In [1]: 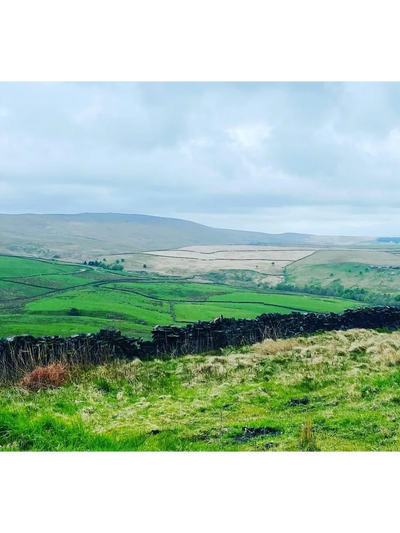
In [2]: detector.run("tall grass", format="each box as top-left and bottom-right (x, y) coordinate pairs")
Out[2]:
(3, 328), (400, 450)
(0, 339), (116, 382)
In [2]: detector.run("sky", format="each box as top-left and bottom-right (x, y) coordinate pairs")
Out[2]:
(1, 82), (400, 236)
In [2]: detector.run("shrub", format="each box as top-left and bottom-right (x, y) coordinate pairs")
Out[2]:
(109, 264), (124, 271)
(68, 307), (80, 316)
(20, 364), (67, 391)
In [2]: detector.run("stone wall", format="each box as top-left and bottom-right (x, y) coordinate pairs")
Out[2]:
(2, 306), (400, 381)
(151, 306), (400, 354)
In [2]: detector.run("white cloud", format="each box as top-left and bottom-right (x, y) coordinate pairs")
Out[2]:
(226, 123), (272, 151)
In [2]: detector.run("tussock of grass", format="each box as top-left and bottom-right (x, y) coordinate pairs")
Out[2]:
(3, 328), (400, 451)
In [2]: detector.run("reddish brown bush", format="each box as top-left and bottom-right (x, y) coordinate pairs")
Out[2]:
(19, 364), (67, 391)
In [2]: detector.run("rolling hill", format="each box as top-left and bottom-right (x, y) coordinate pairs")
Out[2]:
(0, 213), (373, 260)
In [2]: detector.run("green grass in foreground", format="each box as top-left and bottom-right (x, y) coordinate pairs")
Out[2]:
(3, 328), (400, 451)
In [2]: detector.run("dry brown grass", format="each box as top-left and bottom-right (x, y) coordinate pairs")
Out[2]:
(175, 329), (400, 388)
(107, 245), (316, 277)
(20, 363), (67, 391)
(291, 249), (400, 267)
(93, 358), (142, 383)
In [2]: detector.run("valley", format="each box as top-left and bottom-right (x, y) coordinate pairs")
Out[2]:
(0, 254), (360, 339)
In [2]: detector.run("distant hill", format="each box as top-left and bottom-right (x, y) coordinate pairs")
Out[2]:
(0, 213), (374, 260)
(377, 237), (400, 244)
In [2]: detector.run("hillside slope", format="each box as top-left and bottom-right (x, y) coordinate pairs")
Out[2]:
(0, 213), (372, 260)
(2, 328), (400, 451)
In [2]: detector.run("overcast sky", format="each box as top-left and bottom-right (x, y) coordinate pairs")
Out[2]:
(1, 82), (400, 236)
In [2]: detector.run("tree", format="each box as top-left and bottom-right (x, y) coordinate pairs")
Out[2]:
(121, 258), (125, 263)
(110, 264), (124, 271)
(116, 259), (120, 264)
(143, 264), (147, 269)
(68, 307), (80, 316)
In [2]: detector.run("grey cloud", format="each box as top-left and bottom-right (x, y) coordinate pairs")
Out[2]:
(1, 82), (400, 236)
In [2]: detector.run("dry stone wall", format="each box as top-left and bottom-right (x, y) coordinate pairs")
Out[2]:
(1, 306), (400, 381)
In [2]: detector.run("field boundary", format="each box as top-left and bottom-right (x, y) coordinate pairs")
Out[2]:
(2, 305), (400, 381)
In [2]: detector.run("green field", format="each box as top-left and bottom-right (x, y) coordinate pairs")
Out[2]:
(103, 281), (236, 300)
(0, 256), (363, 339)
(173, 302), (294, 322)
(208, 291), (357, 313)
(3, 328), (400, 451)
(0, 280), (50, 300)
(0, 256), (80, 277)
(284, 260), (400, 306)
(287, 261), (400, 294)
(0, 314), (149, 337)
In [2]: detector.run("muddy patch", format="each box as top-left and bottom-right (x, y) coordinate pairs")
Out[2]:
(287, 397), (310, 406)
(232, 426), (283, 443)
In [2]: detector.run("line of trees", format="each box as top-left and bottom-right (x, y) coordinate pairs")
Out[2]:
(83, 260), (124, 271)
(276, 280), (400, 306)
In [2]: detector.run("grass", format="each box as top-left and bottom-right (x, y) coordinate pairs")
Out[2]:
(0, 255), (367, 339)
(25, 288), (174, 321)
(287, 261), (400, 296)
(173, 302), (294, 322)
(208, 291), (360, 312)
(20, 283), (361, 336)
(0, 256), (80, 278)
(3, 328), (400, 450)
(103, 281), (238, 301)
(0, 280), (50, 300)
(12, 273), (104, 289)
(0, 314), (154, 338)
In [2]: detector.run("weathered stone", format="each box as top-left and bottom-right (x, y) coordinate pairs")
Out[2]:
(2, 306), (400, 381)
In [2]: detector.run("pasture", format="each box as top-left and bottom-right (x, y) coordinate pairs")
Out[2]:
(285, 249), (400, 304)
(103, 245), (317, 282)
(0, 255), (361, 339)
(3, 328), (400, 450)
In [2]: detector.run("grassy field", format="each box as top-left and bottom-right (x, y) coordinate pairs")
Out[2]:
(0, 314), (149, 337)
(103, 245), (317, 282)
(0, 280), (50, 300)
(102, 281), (237, 300)
(287, 261), (400, 296)
(0, 255), (363, 339)
(0, 256), (80, 277)
(289, 249), (400, 267)
(208, 291), (357, 313)
(3, 328), (400, 451)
